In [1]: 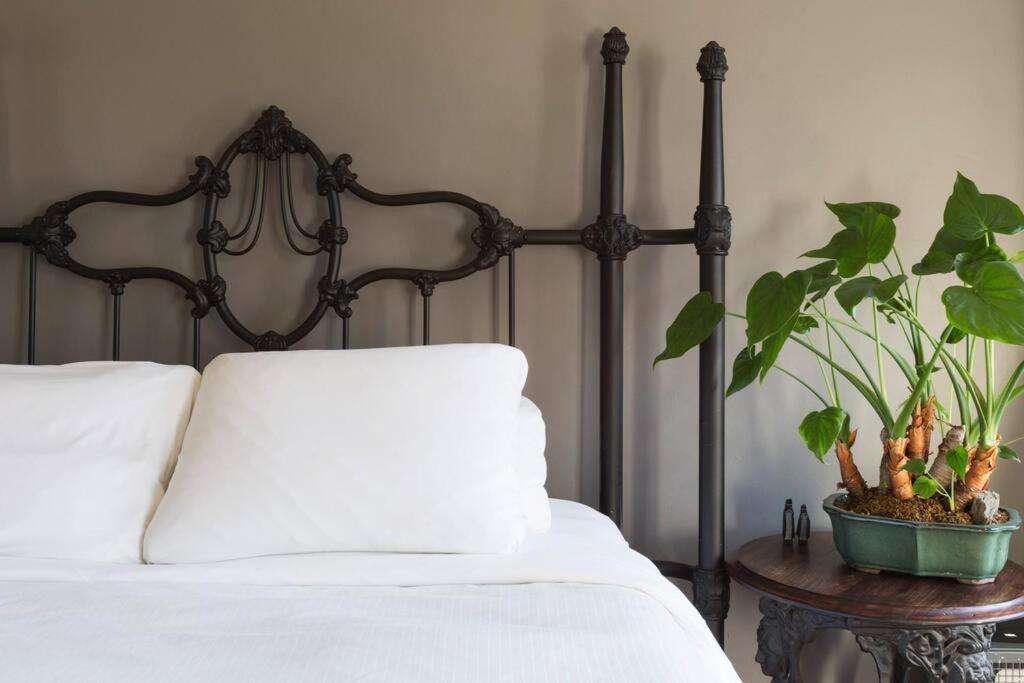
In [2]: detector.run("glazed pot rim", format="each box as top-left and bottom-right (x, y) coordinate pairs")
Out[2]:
(823, 492), (1022, 532)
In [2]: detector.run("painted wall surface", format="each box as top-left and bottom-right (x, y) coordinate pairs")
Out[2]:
(1, 1), (1022, 679)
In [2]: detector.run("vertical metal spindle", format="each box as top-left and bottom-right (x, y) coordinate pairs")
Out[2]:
(192, 317), (201, 370)
(111, 284), (123, 361)
(422, 294), (431, 345)
(27, 249), (37, 364)
(342, 318), (350, 349)
(508, 251), (516, 347)
(694, 40), (731, 647)
(596, 27), (628, 528)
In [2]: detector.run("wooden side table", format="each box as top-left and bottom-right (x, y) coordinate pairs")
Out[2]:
(731, 532), (1024, 683)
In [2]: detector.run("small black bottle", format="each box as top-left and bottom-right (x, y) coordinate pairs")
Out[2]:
(797, 504), (811, 545)
(782, 499), (795, 543)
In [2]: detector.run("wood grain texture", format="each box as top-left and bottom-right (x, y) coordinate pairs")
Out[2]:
(731, 533), (1024, 624)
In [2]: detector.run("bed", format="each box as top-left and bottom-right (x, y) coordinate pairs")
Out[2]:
(0, 27), (737, 682)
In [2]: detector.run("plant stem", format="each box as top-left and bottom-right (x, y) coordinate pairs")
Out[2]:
(822, 299), (840, 408)
(868, 266), (888, 406)
(775, 365), (831, 407)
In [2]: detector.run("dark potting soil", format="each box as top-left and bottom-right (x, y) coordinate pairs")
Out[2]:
(837, 488), (1009, 525)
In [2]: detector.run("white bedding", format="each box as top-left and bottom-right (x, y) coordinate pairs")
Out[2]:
(0, 500), (739, 682)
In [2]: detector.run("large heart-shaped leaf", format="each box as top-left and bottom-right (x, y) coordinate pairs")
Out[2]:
(942, 262), (1024, 344)
(654, 291), (725, 366)
(803, 208), (895, 277)
(834, 275), (908, 317)
(727, 348), (762, 397)
(745, 270), (811, 346)
(826, 201), (901, 229)
(913, 224), (986, 276)
(804, 229), (868, 277)
(944, 172), (1024, 240)
(798, 406), (847, 462)
(858, 209), (897, 264)
(953, 244), (1008, 283)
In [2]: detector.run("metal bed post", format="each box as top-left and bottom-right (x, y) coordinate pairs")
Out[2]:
(583, 27), (643, 528)
(693, 41), (731, 646)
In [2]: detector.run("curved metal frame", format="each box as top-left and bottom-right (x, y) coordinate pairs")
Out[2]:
(0, 27), (732, 644)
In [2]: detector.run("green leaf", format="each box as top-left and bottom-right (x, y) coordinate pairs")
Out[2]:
(998, 445), (1020, 463)
(942, 262), (1024, 344)
(946, 445), (970, 481)
(902, 459), (927, 475)
(759, 314), (798, 381)
(954, 244), (1008, 283)
(912, 475), (939, 499)
(825, 201), (901, 229)
(745, 270), (811, 346)
(943, 324), (967, 345)
(858, 209), (897, 264)
(654, 291), (725, 366)
(944, 172), (1024, 241)
(797, 406), (847, 462)
(727, 348), (762, 397)
(1010, 251), (1024, 264)
(912, 224), (986, 276)
(804, 229), (868, 278)
(793, 315), (818, 334)
(834, 275), (908, 318)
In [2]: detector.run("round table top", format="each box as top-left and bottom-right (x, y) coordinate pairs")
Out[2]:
(730, 532), (1024, 624)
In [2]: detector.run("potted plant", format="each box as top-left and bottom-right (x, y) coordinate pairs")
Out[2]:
(656, 173), (1022, 583)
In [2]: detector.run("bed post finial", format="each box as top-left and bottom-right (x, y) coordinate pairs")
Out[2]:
(696, 41), (728, 82)
(693, 40), (730, 647)
(600, 27), (629, 65)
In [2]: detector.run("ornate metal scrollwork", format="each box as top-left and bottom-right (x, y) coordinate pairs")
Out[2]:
(854, 624), (995, 683)
(693, 566), (731, 624)
(471, 203), (525, 269)
(239, 106), (307, 160)
(755, 598), (846, 683)
(693, 204), (731, 255)
(318, 276), (357, 318)
(317, 154), (358, 195)
(254, 330), (289, 351)
(189, 156), (230, 198)
(316, 219), (348, 252)
(196, 220), (230, 253)
(24, 202), (76, 267)
(413, 272), (439, 297)
(105, 273), (127, 296)
(186, 276), (226, 319)
(696, 41), (728, 82)
(581, 213), (642, 260)
(601, 27), (629, 65)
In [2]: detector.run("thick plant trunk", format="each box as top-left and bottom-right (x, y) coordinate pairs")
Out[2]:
(954, 439), (1001, 509)
(928, 425), (965, 490)
(883, 437), (913, 500)
(835, 430), (866, 498)
(905, 397), (936, 465)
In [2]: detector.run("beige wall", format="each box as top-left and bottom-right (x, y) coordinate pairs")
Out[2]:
(2, 1), (1023, 679)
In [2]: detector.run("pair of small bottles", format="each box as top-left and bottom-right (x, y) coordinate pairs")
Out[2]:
(782, 499), (810, 544)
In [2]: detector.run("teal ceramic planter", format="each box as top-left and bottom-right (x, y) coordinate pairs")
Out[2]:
(823, 493), (1021, 583)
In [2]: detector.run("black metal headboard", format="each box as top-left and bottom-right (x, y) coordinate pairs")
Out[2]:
(0, 28), (732, 643)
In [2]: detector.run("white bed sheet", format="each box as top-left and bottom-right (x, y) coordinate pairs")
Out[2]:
(0, 500), (739, 682)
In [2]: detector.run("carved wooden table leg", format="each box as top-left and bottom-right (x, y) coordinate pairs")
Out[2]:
(853, 624), (996, 683)
(755, 597), (845, 682)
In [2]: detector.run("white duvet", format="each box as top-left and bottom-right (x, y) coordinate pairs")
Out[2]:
(0, 500), (739, 682)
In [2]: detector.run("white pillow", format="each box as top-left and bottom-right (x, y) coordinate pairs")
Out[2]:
(0, 362), (200, 562)
(144, 344), (529, 563)
(517, 397), (551, 533)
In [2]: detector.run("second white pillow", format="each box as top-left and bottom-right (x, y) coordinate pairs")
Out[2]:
(144, 344), (529, 563)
